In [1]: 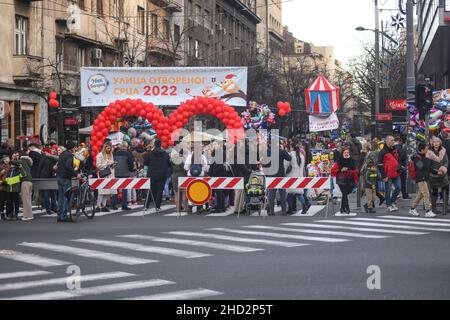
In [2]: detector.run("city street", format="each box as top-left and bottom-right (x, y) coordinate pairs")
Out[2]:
(1, 197), (450, 300)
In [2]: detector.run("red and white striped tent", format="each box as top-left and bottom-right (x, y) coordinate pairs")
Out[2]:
(305, 75), (340, 114)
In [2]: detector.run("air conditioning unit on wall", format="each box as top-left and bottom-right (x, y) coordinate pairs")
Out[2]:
(92, 48), (102, 60)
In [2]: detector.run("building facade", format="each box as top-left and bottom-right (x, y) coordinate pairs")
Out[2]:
(256, 0), (283, 69)
(416, 0), (450, 89)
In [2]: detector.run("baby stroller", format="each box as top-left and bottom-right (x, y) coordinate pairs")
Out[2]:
(245, 171), (266, 215)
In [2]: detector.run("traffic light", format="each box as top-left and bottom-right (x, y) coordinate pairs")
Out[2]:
(406, 85), (416, 107)
(416, 83), (433, 120)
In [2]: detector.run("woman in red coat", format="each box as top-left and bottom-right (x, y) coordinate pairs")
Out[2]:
(332, 147), (359, 214)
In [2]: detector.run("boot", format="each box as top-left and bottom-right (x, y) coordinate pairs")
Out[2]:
(0, 212), (4, 220)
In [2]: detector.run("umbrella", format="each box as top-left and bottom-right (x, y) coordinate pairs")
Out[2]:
(305, 75), (340, 114)
(79, 125), (93, 135)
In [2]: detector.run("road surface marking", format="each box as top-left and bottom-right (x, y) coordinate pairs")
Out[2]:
(351, 217), (450, 227)
(119, 235), (263, 253)
(0, 250), (70, 267)
(243, 225), (388, 239)
(208, 228), (349, 243)
(206, 207), (236, 217)
(281, 223), (427, 235)
(6, 279), (175, 300)
(124, 204), (176, 217)
(0, 270), (51, 281)
(378, 215), (450, 223)
(72, 239), (211, 259)
(0, 272), (134, 292)
(290, 205), (325, 217)
(166, 231), (308, 247)
(123, 288), (223, 300)
(318, 220), (450, 232)
(19, 242), (156, 265)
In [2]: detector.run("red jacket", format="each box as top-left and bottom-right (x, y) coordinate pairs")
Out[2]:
(383, 152), (400, 179)
(331, 162), (359, 184)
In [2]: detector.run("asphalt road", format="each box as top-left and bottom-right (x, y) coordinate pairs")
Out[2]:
(1, 198), (450, 300)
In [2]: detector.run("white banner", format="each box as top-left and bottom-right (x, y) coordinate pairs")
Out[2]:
(308, 113), (339, 132)
(80, 67), (248, 107)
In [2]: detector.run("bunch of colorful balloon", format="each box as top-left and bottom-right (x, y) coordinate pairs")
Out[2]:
(240, 101), (291, 131)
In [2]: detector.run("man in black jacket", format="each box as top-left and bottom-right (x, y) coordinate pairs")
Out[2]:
(145, 139), (171, 211)
(263, 142), (292, 216)
(394, 137), (410, 199)
(113, 141), (134, 211)
(56, 141), (81, 222)
(28, 143), (42, 179)
(38, 149), (58, 215)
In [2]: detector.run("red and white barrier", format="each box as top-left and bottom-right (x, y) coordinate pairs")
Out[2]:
(89, 178), (150, 190)
(178, 177), (244, 189)
(265, 177), (330, 190)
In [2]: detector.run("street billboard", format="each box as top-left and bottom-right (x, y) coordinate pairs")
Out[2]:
(80, 67), (248, 107)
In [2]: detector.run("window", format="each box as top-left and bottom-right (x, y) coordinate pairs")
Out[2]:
(14, 16), (28, 55)
(194, 40), (200, 58)
(78, 0), (85, 10)
(188, 37), (194, 56)
(174, 24), (180, 43)
(151, 14), (158, 36)
(137, 6), (145, 34)
(77, 47), (85, 67)
(163, 19), (170, 40)
(110, 0), (123, 18)
(187, 0), (193, 18)
(97, 0), (104, 17)
(56, 37), (63, 72)
(204, 10), (210, 29)
(195, 5), (202, 25)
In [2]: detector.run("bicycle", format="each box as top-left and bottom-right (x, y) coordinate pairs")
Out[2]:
(67, 174), (96, 222)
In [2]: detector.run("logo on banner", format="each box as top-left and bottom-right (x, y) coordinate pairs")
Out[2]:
(87, 74), (108, 95)
(308, 113), (339, 132)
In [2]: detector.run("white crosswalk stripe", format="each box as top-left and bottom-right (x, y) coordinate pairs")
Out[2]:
(0, 270), (51, 281)
(166, 231), (307, 247)
(0, 272), (134, 292)
(19, 242), (157, 265)
(208, 228), (349, 243)
(0, 250), (71, 267)
(206, 207), (236, 217)
(125, 205), (176, 217)
(5, 279), (175, 300)
(351, 217), (450, 227)
(281, 223), (428, 235)
(119, 234), (263, 253)
(72, 239), (211, 259)
(319, 220), (450, 232)
(124, 288), (223, 300)
(290, 205), (326, 217)
(378, 215), (450, 223)
(243, 225), (389, 239)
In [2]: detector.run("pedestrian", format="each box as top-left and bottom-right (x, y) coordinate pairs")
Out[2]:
(0, 141), (11, 158)
(347, 133), (362, 163)
(409, 142), (436, 218)
(231, 144), (253, 215)
(394, 137), (410, 199)
(184, 142), (209, 213)
(146, 139), (171, 211)
(5, 151), (22, 221)
(332, 147), (358, 214)
(209, 146), (228, 213)
(428, 136), (449, 214)
(13, 151), (34, 221)
(27, 143), (42, 179)
(378, 135), (401, 213)
(95, 142), (116, 212)
(285, 143), (311, 215)
(364, 161), (379, 213)
(0, 156), (11, 220)
(171, 146), (188, 212)
(38, 146), (59, 215)
(56, 141), (81, 222)
(361, 140), (385, 210)
(113, 141), (134, 211)
(262, 142), (292, 216)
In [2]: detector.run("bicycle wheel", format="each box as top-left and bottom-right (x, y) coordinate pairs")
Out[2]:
(68, 190), (80, 222)
(83, 190), (96, 219)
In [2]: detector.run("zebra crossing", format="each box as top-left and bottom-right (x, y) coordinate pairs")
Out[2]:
(0, 269), (222, 300)
(2, 214), (450, 299)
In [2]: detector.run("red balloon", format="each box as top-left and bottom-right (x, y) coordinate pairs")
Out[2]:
(279, 110), (286, 117)
(146, 112), (153, 120)
(105, 120), (111, 128)
(176, 121), (183, 128)
(49, 92), (57, 100)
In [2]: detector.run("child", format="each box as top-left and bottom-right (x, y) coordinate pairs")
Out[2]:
(409, 143), (436, 218)
(365, 161), (378, 213)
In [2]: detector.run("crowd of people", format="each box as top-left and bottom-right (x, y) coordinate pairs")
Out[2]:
(1, 130), (449, 222)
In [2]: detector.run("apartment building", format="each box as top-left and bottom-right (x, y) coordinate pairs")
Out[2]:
(256, 0), (283, 69)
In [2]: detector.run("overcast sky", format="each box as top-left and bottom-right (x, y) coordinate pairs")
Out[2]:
(282, 0), (403, 66)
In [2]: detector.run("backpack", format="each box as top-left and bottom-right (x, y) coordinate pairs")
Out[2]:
(189, 164), (202, 177)
(408, 158), (416, 180)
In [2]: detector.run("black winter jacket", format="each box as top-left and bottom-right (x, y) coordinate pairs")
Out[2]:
(145, 147), (171, 180)
(412, 153), (436, 183)
(38, 154), (57, 178)
(263, 148), (292, 177)
(29, 150), (42, 178)
(113, 149), (134, 178)
(56, 150), (77, 179)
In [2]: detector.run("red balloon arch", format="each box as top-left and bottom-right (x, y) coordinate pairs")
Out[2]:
(90, 97), (246, 160)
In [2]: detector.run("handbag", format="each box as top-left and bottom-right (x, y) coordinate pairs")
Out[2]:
(99, 167), (111, 178)
(286, 164), (293, 175)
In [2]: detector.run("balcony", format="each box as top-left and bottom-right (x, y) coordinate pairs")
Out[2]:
(150, 0), (182, 13)
(12, 55), (43, 83)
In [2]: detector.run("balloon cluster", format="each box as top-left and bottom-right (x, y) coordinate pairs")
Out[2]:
(90, 97), (245, 160)
(408, 89), (450, 140)
(123, 117), (157, 145)
(277, 101), (291, 117)
(48, 92), (59, 108)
